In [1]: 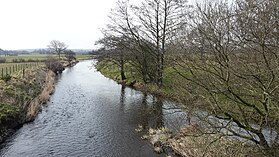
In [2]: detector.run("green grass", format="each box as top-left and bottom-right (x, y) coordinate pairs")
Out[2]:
(0, 53), (91, 76)
(0, 103), (20, 121)
(0, 66), (46, 124)
(95, 60), (188, 99)
(75, 54), (92, 60)
(96, 58), (279, 156)
(0, 62), (43, 77)
(96, 61), (142, 85)
(0, 53), (91, 63)
(0, 62), (41, 68)
(0, 54), (48, 62)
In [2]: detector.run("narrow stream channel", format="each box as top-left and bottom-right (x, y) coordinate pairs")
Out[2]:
(0, 60), (186, 157)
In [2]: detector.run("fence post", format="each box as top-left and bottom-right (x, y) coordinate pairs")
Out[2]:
(1, 68), (3, 77)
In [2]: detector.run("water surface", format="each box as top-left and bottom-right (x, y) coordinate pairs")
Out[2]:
(0, 61), (182, 157)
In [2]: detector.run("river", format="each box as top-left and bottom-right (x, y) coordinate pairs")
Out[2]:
(0, 60), (186, 157)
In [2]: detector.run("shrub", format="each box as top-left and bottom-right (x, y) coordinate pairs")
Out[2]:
(0, 58), (6, 63)
(45, 57), (64, 74)
(11, 58), (25, 63)
(19, 59), (25, 63)
(27, 59), (36, 62)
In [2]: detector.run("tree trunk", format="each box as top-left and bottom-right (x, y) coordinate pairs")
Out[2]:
(120, 59), (126, 80)
(155, 0), (161, 86)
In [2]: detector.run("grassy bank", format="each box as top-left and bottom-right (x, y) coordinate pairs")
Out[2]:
(0, 62), (43, 77)
(96, 60), (266, 156)
(0, 66), (55, 144)
(96, 60), (193, 104)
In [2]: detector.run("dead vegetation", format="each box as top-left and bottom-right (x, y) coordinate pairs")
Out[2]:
(138, 125), (263, 157)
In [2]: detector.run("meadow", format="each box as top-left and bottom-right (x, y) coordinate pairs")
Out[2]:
(1, 54), (48, 62)
(0, 53), (91, 77)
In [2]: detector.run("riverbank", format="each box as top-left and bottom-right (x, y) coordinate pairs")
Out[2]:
(96, 60), (263, 157)
(0, 67), (56, 144)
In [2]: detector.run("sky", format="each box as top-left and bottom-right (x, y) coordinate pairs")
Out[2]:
(0, 0), (201, 50)
(0, 0), (117, 50)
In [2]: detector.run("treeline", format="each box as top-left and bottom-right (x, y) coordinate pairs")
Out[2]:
(96, 0), (279, 156)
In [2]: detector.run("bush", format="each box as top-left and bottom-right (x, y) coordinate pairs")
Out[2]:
(26, 59), (40, 62)
(11, 58), (25, 63)
(0, 58), (6, 63)
(45, 57), (65, 74)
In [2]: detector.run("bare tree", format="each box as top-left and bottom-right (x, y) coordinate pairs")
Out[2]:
(103, 0), (188, 86)
(64, 50), (76, 66)
(47, 40), (67, 60)
(101, 0), (157, 83)
(96, 35), (129, 80)
(129, 0), (188, 86)
(173, 0), (279, 156)
(96, 0), (278, 155)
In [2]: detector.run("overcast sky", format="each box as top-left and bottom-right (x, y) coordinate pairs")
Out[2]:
(0, 0), (201, 50)
(0, 0), (118, 50)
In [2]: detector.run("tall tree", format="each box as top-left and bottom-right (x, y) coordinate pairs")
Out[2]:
(101, 0), (156, 83)
(129, 0), (188, 86)
(47, 40), (67, 60)
(103, 0), (188, 86)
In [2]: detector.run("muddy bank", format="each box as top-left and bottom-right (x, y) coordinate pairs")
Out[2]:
(0, 68), (56, 144)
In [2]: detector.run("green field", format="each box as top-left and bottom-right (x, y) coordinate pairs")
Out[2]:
(0, 62), (42, 77)
(0, 54), (48, 62)
(0, 53), (92, 63)
(0, 53), (92, 77)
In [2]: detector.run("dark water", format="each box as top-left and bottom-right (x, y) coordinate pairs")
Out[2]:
(0, 61), (186, 157)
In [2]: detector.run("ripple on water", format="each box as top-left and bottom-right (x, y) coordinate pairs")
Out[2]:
(0, 61), (165, 157)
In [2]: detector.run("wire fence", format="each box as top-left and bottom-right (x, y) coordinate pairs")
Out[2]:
(0, 62), (41, 78)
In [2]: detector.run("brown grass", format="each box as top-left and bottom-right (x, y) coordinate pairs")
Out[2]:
(25, 70), (55, 122)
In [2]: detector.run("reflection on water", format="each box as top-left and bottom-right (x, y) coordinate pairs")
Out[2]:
(119, 86), (166, 130)
(140, 94), (164, 129)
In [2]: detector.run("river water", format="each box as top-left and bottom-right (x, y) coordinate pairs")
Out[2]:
(0, 60), (186, 157)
